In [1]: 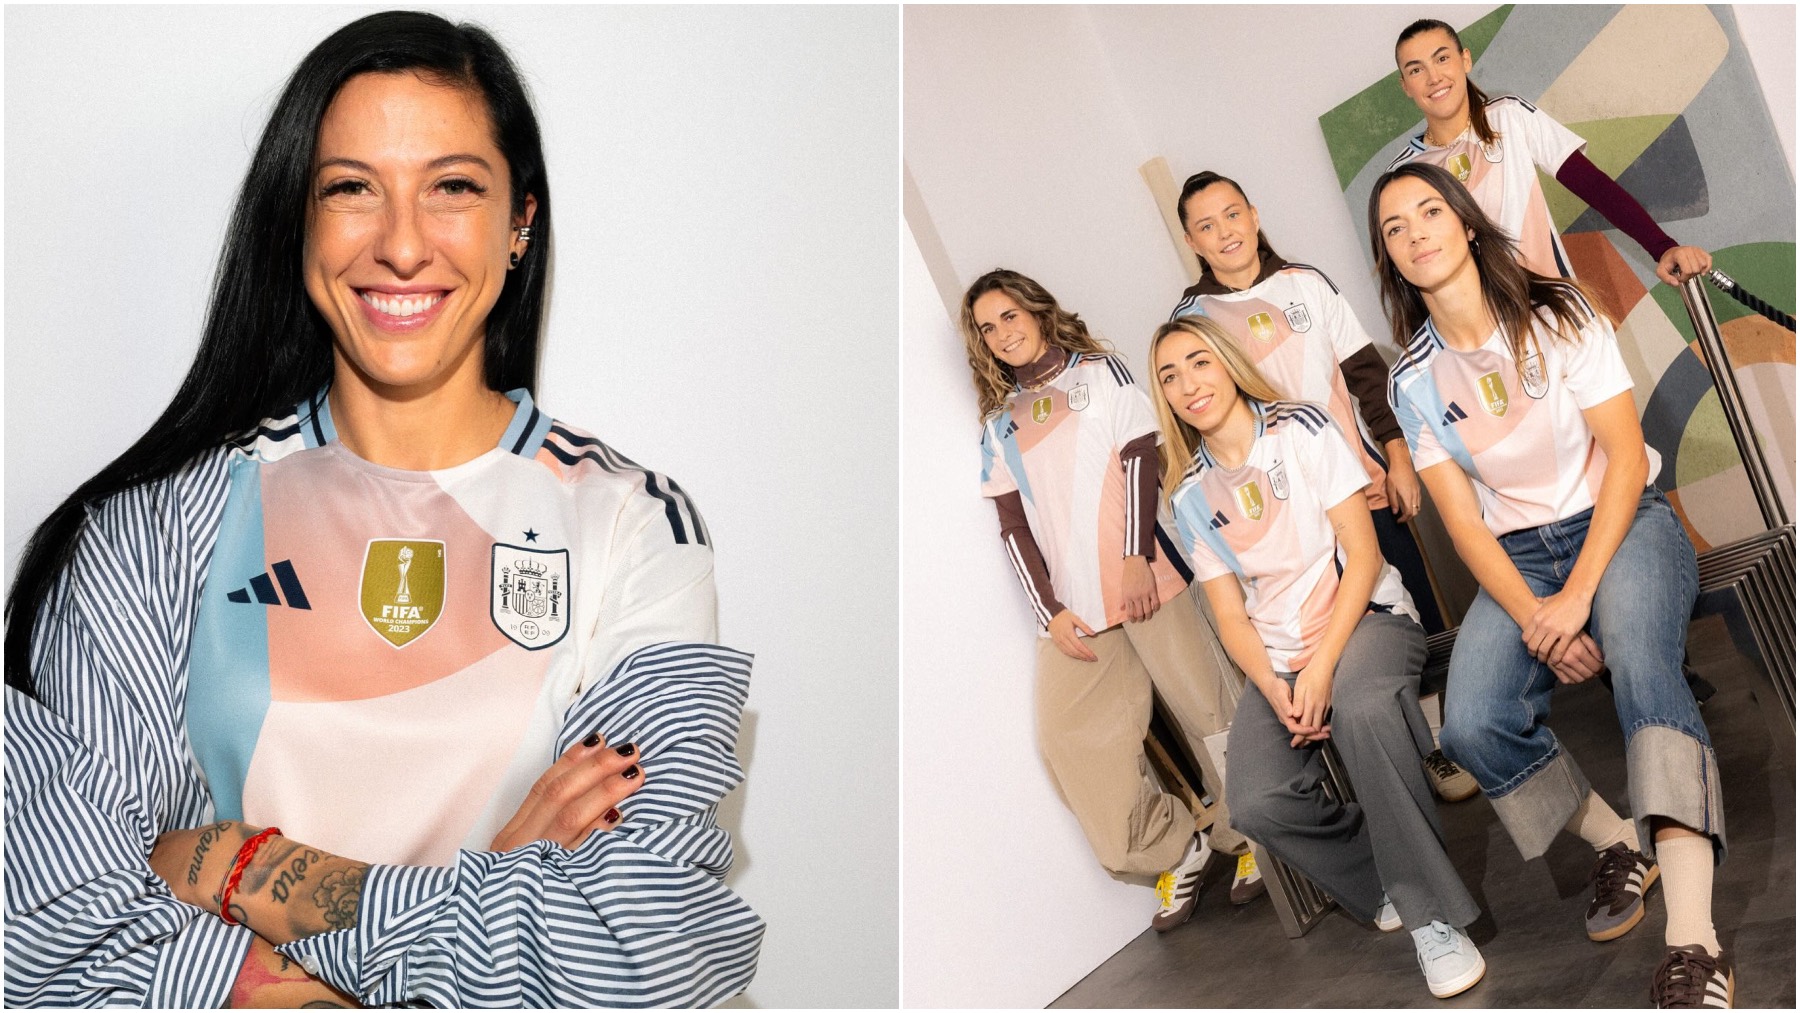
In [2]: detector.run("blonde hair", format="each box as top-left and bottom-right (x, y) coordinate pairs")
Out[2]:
(959, 269), (1112, 419)
(1147, 316), (1285, 502)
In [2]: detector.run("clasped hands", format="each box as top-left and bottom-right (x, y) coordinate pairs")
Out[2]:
(1261, 658), (1335, 750)
(1521, 588), (1605, 685)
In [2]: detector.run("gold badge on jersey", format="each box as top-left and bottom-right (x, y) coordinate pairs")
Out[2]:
(1235, 481), (1265, 521)
(1031, 395), (1054, 424)
(1247, 312), (1276, 343)
(1448, 152), (1472, 182)
(359, 539), (446, 648)
(1477, 371), (1509, 417)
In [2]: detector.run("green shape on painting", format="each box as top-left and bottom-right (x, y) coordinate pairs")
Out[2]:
(1320, 5), (1515, 190)
(1541, 114), (1679, 229)
(1651, 242), (1797, 342)
(1674, 389), (1748, 486)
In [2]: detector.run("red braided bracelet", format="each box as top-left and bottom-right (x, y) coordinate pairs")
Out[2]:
(218, 826), (282, 927)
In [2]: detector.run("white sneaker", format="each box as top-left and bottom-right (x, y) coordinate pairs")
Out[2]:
(1412, 920), (1485, 999)
(1374, 893), (1402, 932)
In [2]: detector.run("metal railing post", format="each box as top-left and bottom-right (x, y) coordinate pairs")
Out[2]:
(1675, 276), (1790, 529)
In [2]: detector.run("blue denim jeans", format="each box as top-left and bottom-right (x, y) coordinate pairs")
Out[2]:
(1438, 487), (1724, 861)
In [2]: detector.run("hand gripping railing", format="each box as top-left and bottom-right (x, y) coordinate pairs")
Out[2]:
(1674, 273), (1795, 735)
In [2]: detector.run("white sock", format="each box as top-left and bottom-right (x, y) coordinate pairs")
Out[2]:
(1563, 790), (1638, 852)
(1657, 834), (1720, 955)
(1422, 693), (1444, 748)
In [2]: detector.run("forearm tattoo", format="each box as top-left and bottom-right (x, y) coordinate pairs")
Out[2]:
(186, 821), (235, 886)
(312, 867), (366, 932)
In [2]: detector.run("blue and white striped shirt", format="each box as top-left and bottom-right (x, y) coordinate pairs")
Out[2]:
(5, 431), (762, 1007)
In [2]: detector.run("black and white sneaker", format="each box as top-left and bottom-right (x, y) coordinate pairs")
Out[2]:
(1652, 944), (1734, 1008)
(1151, 832), (1211, 932)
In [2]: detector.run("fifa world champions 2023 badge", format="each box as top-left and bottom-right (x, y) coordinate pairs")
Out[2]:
(1235, 480), (1265, 521)
(359, 539), (447, 648)
(491, 543), (571, 649)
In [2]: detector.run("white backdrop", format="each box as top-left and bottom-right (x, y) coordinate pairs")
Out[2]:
(4, 6), (897, 1008)
(903, 4), (1793, 1007)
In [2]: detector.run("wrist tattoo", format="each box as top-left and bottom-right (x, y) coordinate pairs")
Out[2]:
(187, 822), (232, 886)
(312, 867), (365, 931)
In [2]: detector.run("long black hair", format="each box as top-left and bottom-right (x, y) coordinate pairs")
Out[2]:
(5, 11), (554, 696)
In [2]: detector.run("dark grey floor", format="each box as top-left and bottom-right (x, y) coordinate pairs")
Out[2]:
(1053, 615), (1795, 1008)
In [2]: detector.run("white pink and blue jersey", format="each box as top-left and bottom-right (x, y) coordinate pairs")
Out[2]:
(186, 388), (717, 865)
(1170, 261), (1395, 511)
(980, 352), (1190, 634)
(1171, 401), (1417, 673)
(1388, 95), (1586, 279)
(1389, 303), (1659, 537)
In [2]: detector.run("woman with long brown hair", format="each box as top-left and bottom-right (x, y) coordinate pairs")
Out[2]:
(1373, 162), (1729, 1008)
(962, 268), (1259, 932)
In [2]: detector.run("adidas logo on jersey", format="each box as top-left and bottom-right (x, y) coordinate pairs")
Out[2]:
(225, 560), (311, 609)
(1208, 509), (1230, 530)
(1441, 402), (1470, 426)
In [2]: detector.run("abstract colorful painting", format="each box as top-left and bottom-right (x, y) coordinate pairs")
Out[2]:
(1321, 4), (1795, 552)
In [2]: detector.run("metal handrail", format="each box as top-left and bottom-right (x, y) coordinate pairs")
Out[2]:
(1674, 275), (1790, 530)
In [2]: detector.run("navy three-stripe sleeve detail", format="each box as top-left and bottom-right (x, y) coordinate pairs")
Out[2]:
(546, 426), (709, 547)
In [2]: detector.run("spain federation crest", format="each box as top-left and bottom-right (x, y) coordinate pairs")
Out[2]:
(1235, 481), (1265, 521)
(1268, 460), (1290, 500)
(491, 544), (570, 650)
(1477, 371), (1509, 417)
(1283, 304), (1312, 333)
(1031, 395), (1054, 424)
(1246, 312), (1277, 343)
(359, 539), (445, 648)
(1521, 352), (1549, 399)
(1068, 384), (1090, 412)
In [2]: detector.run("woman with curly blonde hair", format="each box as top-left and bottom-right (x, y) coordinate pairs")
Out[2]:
(962, 268), (1258, 932)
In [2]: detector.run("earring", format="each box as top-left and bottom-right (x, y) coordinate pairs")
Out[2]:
(517, 225), (532, 243)
(509, 250), (521, 269)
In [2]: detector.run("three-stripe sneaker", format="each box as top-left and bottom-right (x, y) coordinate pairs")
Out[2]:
(1151, 832), (1212, 932)
(1651, 944), (1734, 1008)
(1228, 851), (1265, 905)
(1586, 842), (1660, 941)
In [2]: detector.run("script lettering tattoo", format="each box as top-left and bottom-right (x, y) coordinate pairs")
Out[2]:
(186, 822), (229, 886)
(312, 867), (365, 932)
(268, 847), (326, 904)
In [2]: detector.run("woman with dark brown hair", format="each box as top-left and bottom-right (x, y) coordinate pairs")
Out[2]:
(1389, 18), (1711, 287)
(1373, 162), (1730, 1008)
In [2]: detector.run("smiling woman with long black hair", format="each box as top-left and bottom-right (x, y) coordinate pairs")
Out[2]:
(4, 12), (760, 1007)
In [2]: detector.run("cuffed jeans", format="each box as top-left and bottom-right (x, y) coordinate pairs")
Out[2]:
(1438, 487), (1724, 861)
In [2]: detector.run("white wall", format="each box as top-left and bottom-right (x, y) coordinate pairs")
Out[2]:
(903, 4), (1794, 1008)
(3, 6), (896, 1008)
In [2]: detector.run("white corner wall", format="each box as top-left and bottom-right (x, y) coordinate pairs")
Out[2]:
(4, 6), (897, 1007)
(903, 4), (1794, 1008)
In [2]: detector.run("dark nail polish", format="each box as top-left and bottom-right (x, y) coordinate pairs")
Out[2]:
(622, 765), (640, 780)
(614, 743), (636, 758)
(582, 732), (601, 748)
(604, 807), (622, 824)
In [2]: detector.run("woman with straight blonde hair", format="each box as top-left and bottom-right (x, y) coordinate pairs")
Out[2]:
(1151, 315), (1484, 1000)
(962, 269), (1261, 932)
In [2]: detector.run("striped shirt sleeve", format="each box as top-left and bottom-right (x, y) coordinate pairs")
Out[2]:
(276, 641), (764, 1008)
(5, 452), (253, 1009)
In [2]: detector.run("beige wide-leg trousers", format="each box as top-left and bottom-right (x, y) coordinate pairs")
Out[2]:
(1035, 589), (1247, 877)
